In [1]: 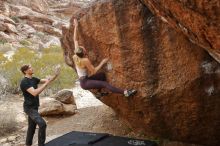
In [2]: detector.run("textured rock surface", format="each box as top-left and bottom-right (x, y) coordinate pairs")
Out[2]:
(39, 97), (76, 116)
(52, 89), (75, 104)
(39, 97), (64, 116)
(6, 0), (49, 13)
(61, 0), (220, 145)
(47, 0), (90, 18)
(141, 0), (220, 63)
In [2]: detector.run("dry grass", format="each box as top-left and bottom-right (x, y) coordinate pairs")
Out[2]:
(0, 108), (18, 136)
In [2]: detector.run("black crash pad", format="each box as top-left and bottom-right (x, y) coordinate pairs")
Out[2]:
(94, 135), (157, 146)
(46, 131), (157, 146)
(46, 131), (109, 146)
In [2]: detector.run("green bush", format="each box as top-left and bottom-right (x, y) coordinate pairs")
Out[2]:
(0, 53), (7, 64)
(19, 39), (32, 46)
(0, 40), (7, 44)
(0, 43), (13, 53)
(10, 16), (21, 23)
(0, 46), (76, 95)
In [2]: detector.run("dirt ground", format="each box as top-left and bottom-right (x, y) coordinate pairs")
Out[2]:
(0, 96), (147, 146)
(0, 87), (202, 146)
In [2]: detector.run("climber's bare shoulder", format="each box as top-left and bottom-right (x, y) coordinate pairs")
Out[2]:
(82, 58), (90, 64)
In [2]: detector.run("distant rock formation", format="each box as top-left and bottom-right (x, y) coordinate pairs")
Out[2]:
(0, 0), (90, 49)
(61, 0), (220, 145)
(6, 0), (49, 13)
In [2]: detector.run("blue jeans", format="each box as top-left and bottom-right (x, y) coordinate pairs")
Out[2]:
(24, 108), (47, 146)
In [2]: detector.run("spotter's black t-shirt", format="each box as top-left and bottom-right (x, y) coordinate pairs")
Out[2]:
(20, 77), (40, 110)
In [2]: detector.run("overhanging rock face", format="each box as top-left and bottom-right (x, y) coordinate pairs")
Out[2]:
(61, 0), (220, 145)
(142, 0), (220, 63)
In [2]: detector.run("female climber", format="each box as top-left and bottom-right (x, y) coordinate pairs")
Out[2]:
(72, 19), (137, 97)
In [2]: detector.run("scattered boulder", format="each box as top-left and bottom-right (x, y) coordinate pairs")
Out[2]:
(7, 136), (17, 142)
(0, 138), (7, 144)
(0, 31), (15, 42)
(52, 89), (75, 105)
(0, 14), (15, 25)
(16, 24), (36, 35)
(39, 90), (76, 116)
(0, 22), (7, 31)
(4, 23), (17, 34)
(39, 97), (64, 116)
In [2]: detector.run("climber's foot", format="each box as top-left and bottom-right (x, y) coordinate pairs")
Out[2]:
(124, 89), (137, 97)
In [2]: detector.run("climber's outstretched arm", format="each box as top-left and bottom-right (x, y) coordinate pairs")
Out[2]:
(73, 19), (79, 50)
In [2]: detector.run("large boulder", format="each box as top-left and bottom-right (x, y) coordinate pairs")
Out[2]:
(142, 0), (220, 63)
(39, 97), (64, 116)
(61, 0), (220, 145)
(39, 97), (76, 116)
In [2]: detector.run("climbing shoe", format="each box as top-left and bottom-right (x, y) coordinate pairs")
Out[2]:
(124, 89), (137, 97)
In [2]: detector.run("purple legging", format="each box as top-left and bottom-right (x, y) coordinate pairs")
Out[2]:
(79, 72), (124, 94)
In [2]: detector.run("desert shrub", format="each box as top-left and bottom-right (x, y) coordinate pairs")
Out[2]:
(10, 16), (21, 23)
(19, 39), (32, 46)
(1, 48), (36, 93)
(0, 53), (11, 95)
(0, 40), (7, 44)
(0, 108), (18, 136)
(0, 46), (76, 95)
(0, 43), (14, 54)
(0, 52), (7, 63)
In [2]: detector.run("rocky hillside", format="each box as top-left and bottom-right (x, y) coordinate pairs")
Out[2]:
(61, 0), (220, 146)
(0, 0), (93, 55)
(0, 0), (94, 95)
